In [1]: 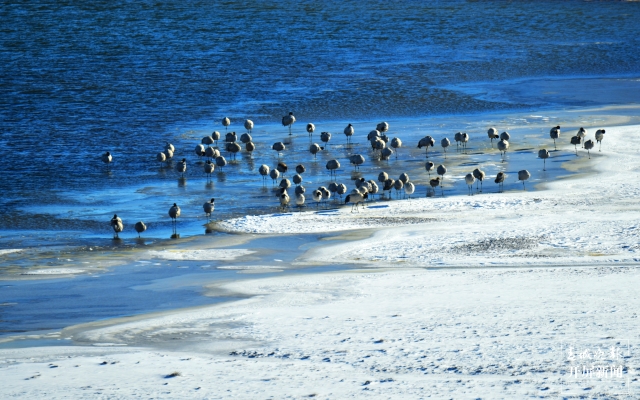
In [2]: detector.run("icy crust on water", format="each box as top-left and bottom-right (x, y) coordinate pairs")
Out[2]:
(1, 266), (638, 398)
(217, 265), (284, 270)
(21, 269), (85, 275)
(0, 249), (22, 255)
(146, 249), (255, 261)
(220, 124), (640, 268)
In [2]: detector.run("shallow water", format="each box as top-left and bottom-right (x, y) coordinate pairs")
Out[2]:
(0, 111), (609, 248)
(0, 232), (357, 342)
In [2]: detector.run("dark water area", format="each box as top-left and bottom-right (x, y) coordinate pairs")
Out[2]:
(1, 1), (640, 237)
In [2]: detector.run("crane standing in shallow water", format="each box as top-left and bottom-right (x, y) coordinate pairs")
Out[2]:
(495, 172), (506, 193)
(169, 203), (181, 237)
(110, 214), (123, 239)
(282, 112), (296, 135)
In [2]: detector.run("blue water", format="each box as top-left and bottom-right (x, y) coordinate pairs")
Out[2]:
(2, 1), (640, 239)
(1, 1), (639, 239)
(0, 232), (354, 341)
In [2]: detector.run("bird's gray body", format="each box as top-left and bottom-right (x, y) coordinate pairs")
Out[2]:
(205, 146), (219, 159)
(306, 123), (315, 135)
(345, 192), (368, 212)
(272, 142), (286, 153)
(225, 132), (237, 143)
(495, 171), (506, 192)
(344, 124), (354, 138)
(203, 198), (215, 217)
(425, 161), (434, 177)
(350, 154), (365, 170)
(320, 132), (332, 146)
(584, 139), (595, 158)
(309, 143), (321, 157)
(102, 152), (112, 165)
(134, 221), (146, 237)
(269, 168), (280, 183)
(204, 160), (215, 176)
(279, 178), (291, 190)
(465, 173), (476, 195)
(215, 156), (227, 168)
(376, 122), (389, 133)
(110, 215), (123, 238)
(176, 158), (187, 176)
(518, 170), (531, 190)
(538, 149), (550, 170)
(404, 182), (415, 198)
(240, 133), (252, 143)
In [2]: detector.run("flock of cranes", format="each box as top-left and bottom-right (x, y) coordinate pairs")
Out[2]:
(102, 113), (606, 239)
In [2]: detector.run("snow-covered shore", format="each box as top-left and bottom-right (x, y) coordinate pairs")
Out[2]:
(221, 123), (640, 269)
(2, 117), (640, 398)
(1, 266), (638, 398)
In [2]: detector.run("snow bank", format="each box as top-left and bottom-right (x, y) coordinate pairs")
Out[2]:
(222, 124), (640, 268)
(2, 266), (637, 398)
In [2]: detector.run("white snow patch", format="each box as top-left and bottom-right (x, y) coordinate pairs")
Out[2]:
(21, 268), (85, 275)
(0, 249), (22, 255)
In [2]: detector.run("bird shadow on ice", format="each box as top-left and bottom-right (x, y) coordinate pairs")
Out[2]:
(316, 209), (339, 214)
